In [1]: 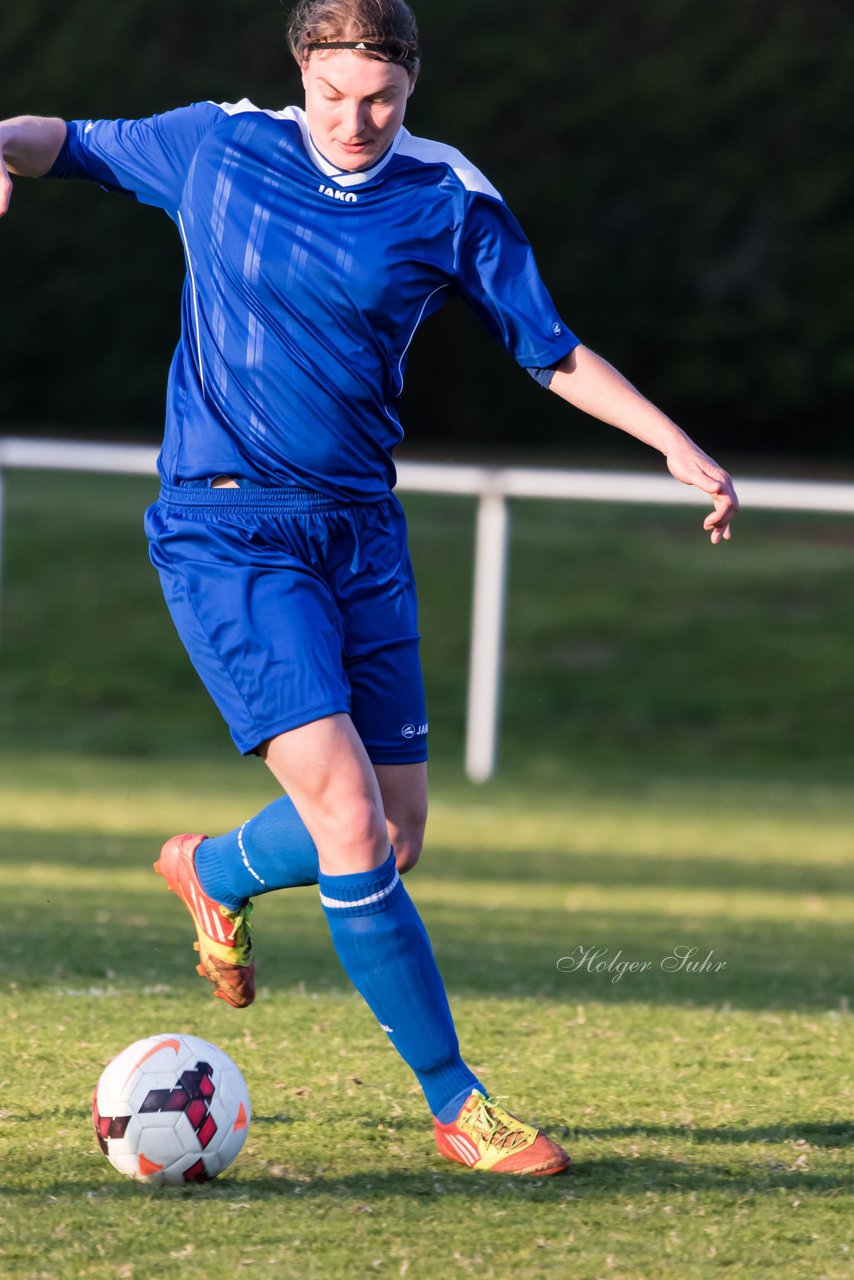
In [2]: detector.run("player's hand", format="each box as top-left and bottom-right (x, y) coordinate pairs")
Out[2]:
(666, 442), (739, 543)
(0, 150), (12, 217)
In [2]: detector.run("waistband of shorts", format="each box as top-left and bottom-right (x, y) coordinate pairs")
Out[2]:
(157, 483), (389, 513)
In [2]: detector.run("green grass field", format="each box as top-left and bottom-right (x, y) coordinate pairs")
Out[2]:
(1, 470), (853, 1278)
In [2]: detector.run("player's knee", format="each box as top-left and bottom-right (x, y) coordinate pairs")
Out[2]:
(336, 800), (389, 859)
(311, 790), (389, 871)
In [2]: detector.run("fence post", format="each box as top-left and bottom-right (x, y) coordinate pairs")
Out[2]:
(465, 490), (509, 783)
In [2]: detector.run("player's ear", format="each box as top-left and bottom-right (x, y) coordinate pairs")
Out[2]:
(406, 69), (419, 97)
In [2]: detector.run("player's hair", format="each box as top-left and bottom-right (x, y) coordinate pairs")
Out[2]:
(287, 0), (420, 73)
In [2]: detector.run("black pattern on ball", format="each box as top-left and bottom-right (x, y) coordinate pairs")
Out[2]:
(139, 1061), (218, 1148)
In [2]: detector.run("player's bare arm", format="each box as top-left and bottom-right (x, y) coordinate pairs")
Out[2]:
(549, 344), (739, 544)
(0, 115), (67, 216)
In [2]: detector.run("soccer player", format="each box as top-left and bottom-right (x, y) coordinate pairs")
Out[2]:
(0, 0), (737, 1176)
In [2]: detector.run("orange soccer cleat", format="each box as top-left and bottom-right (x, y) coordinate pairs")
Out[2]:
(435, 1090), (571, 1176)
(154, 833), (255, 1008)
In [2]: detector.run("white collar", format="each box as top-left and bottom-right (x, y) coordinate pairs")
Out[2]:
(287, 105), (406, 187)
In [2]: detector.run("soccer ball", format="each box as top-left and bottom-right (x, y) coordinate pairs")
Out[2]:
(93, 1033), (251, 1184)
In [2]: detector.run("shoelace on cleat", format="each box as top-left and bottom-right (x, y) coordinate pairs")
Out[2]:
(460, 1096), (532, 1153)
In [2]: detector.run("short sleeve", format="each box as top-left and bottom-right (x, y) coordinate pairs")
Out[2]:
(46, 102), (223, 211)
(454, 193), (580, 369)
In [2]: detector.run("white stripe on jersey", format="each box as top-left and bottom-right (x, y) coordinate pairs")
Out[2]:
(214, 98), (294, 122)
(395, 283), (450, 396)
(396, 132), (503, 201)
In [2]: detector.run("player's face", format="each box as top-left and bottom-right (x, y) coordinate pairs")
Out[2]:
(302, 50), (416, 172)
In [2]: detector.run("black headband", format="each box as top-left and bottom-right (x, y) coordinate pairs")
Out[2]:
(304, 39), (418, 67)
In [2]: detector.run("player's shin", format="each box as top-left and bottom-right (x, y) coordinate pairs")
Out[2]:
(318, 850), (484, 1120)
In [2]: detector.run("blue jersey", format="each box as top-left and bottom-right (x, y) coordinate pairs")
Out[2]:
(49, 100), (579, 500)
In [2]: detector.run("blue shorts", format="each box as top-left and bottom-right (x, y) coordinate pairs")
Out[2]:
(144, 485), (428, 763)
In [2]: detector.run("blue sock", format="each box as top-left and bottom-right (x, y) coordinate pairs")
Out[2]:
(195, 794), (319, 909)
(318, 851), (484, 1119)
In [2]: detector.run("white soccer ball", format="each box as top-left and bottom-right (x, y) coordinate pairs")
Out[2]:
(93, 1033), (251, 1184)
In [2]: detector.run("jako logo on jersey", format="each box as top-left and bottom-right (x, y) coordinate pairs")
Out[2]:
(401, 722), (428, 739)
(318, 184), (358, 204)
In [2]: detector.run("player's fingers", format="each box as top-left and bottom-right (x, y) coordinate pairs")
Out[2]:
(704, 489), (738, 526)
(707, 516), (733, 543)
(704, 499), (735, 543)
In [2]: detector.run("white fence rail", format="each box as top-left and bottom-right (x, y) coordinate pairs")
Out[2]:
(2, 435), (854, 781)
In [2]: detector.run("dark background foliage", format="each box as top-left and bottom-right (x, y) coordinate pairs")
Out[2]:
(1, 0), (851, 463)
